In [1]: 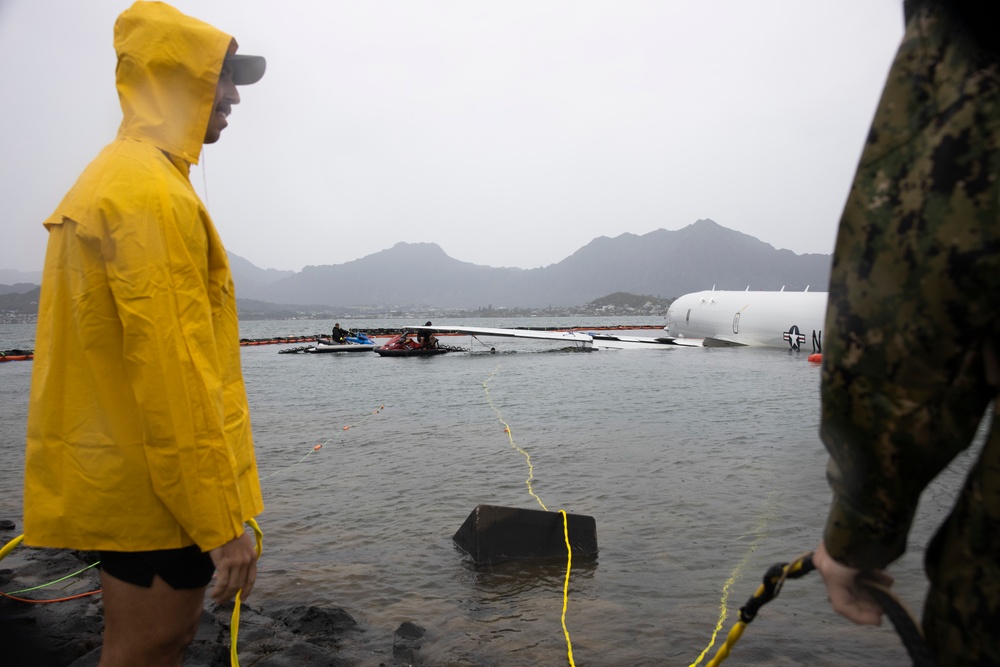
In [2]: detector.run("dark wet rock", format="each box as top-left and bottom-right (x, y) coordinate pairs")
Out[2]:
(392, 621), (426, 665)
(181, 638), (230, 667)
(394, 621), (425, 641)
(272, 604), (359, 638)
(1, 550), (103, 667)
(193, 608), (225, 643)
(252, 639), (347, 667)
(0, 519), (16, 530)
(210, 602), (360, 666)
(67, 647), (101, 667)
(226, 608), (278, 647)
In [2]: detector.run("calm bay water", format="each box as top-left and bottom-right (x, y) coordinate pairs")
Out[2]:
(0, 317), (983, 666)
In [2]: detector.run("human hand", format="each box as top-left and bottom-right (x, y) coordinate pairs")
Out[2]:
(813, 540), (893, 625)
(209, 531), (258, 605)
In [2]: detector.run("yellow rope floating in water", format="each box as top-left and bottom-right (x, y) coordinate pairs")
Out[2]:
(688, 495), (776, 667)
(483, 366), (547, 511)
(704, 553), (815, 667)
(559, 510), (577, 667)
(483, 366), (576, 666)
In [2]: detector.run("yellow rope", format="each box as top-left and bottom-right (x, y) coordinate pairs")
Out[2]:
(704, 620), (748, 667)
(484, 366), (581, 665)
(559, 510), (577, 667)
(688, 504), (773, 666)
(0, 533), (24, 563)
(0, 534), (103, 600)
(230, 518), (264, 667)
(687, 557), (751, 667)
(483, 366), (547, 511)
(702, 553), (815, 667)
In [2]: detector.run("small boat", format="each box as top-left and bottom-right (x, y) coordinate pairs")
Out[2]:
(278, 333), (376, 354)
(310, 333), (376, 353)
(0, 349), (34, 362)
(374, 333), (452, 357)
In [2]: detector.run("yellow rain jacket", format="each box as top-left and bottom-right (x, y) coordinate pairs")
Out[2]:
(24, 1), (263, 553)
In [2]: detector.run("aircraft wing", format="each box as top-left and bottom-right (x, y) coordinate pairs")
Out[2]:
(405, 325), (594, 344)
(587, 333), (703, 349)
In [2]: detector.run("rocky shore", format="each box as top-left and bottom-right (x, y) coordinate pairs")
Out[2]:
(0, 523), (426, 667)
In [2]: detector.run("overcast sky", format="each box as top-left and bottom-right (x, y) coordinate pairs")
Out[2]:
(0, 1), (904, 274)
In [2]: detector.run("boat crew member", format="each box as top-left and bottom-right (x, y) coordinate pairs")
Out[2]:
(418, 321), (438, 349)
(331, 322), (350, 343)
(23, 3), (266, 664)
(813, 1), (1000, 665)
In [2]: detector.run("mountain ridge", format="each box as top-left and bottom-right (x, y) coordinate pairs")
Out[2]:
(242, 219), (829, 308)
(1, 219), (831, 310)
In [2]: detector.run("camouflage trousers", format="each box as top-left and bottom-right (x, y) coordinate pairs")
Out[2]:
(820, 3), (1000, 665)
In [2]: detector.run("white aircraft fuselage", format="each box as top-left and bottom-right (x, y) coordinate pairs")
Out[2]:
(665, 289), (828, 351)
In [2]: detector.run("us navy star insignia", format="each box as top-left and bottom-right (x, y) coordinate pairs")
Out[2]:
(783, 325), (806, 350)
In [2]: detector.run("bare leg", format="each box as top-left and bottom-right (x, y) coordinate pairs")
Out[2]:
(98, 570), (206, 667)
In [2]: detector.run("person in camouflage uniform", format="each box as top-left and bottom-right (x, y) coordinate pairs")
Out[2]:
(813, 0), (1000, 665)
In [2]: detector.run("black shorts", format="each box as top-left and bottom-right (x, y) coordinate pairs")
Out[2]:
(98, 545), (215, 590)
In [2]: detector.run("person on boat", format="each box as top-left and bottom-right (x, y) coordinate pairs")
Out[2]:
(22, 3), (266, 664)
(417, 321), (438, 349)
(398, 332), (418, 349)
(331, 322), (350, 343)
(813, 2), (1000, 665)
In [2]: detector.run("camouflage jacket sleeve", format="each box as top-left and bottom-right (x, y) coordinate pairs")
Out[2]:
(822, 448), (917, 571)
(819, 367), (987, 571)
(819, 0), (999, 571)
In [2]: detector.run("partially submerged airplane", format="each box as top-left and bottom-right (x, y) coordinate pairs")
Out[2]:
(664, 287), (828, 351)
(402, 288), (827, 354)
(403, 325), (686, 351)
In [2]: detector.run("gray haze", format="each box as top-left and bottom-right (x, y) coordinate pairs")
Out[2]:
(0, 1), (903, 274)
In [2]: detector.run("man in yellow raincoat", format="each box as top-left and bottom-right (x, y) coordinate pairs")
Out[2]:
(24, 2), (266, 663)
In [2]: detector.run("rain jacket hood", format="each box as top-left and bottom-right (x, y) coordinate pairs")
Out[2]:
(114, 1), (233, 165)
(24, 1), (263, 553)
